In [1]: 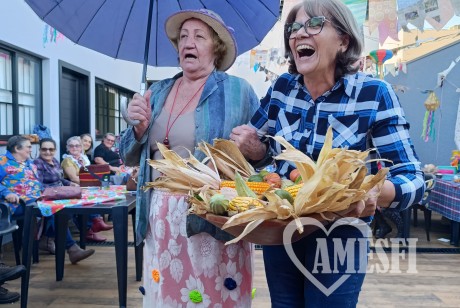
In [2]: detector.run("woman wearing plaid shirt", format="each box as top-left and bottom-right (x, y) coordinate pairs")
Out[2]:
(231, 0), (425, 306)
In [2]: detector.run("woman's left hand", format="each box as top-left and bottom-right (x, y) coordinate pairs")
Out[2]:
(230, 124), (266, 161)
(360, 185), (380, 217)
(335, 185), (380, 218)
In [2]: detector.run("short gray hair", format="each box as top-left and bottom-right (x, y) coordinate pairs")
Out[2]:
(66, 136), (82, 148)
(7, 135), (29, 153)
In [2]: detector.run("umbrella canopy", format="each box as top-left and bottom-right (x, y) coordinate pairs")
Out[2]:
(25, 0), (280, 125)
(24, 0), (280, 71)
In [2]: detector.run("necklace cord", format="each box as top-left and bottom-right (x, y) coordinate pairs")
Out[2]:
(163, 79), (206, 145)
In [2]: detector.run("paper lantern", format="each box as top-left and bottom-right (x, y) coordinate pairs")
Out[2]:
(369, 49), (393, 79)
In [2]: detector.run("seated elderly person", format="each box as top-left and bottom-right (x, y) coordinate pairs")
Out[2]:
(34, 138), (95, 261)
(0, 135), (94, 265)
(93, 133), (122, 173)
(61, 136), (112, 242)
(0, 135), (33, 303)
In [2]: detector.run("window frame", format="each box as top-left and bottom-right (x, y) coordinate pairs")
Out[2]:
(95, 78), (134, 140)
(0, 45), (42, 141)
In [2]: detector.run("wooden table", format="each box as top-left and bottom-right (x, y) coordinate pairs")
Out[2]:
(428, 178), (460, 246)
(20, 194), (142, 308)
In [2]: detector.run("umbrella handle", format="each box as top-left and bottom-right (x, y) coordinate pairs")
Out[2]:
(120, 96), (140, 126)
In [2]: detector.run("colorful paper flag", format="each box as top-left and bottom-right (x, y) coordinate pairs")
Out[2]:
(368, 0), (399, 44)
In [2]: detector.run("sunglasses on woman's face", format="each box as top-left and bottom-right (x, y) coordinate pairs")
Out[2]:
(40, 148), (56, 152)
(285, 16), (330, 37)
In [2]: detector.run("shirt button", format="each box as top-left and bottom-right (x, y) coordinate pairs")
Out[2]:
(195, 125), (199, 128)
(196, 108), (200, 112)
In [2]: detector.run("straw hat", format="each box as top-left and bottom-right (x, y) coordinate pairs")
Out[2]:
(165, 9), (237, 71)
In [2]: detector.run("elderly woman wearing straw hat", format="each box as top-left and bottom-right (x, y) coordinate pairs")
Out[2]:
(120, 9), (259, 307)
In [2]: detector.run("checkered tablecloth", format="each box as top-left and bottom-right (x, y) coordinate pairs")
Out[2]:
(429, 179), (460, 222)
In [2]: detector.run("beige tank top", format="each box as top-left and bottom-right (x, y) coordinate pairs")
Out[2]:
(149, 107), (196, 180)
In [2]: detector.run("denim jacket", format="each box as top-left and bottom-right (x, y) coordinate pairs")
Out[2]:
(120, 70), (259, 244)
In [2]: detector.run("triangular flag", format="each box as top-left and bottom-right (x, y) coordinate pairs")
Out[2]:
(343, 0), (368, 30)
(397, 0), (426, 31)
(450, 0), (460, 15)
(425, 0), (454, 30)
(368, 0), (399, 44)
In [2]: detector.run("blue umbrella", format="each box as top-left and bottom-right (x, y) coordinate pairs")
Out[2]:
(24, 0), (280, 90)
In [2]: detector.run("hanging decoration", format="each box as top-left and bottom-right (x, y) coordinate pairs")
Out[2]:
(421, 91), (441, 142)
(369, 49), (393, 79)
(368, 0), (399, 44)
(42, 24), (65, 47)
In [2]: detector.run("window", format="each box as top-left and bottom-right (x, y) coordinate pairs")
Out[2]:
(95, 79), (134, 139)
(0, 46), (42, 140)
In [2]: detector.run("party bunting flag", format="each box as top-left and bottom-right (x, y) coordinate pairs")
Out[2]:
(343, 0), (368, 30)
(368, 0), (399, 44)
(397, 0), (426, 31)
(451, 0), (460, 15)
(425, 0), (454, 30)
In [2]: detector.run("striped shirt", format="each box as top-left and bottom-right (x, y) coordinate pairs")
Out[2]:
(250, 72), (425, 210)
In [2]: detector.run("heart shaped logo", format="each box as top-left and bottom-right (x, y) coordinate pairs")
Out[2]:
(283, 217), (371, 296)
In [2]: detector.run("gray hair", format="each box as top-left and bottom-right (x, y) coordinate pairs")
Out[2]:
(7, 135), (29, 153)
(283, 0), (363, 79)
(103, 133), (115, 140)
(66, 136), (82, 149)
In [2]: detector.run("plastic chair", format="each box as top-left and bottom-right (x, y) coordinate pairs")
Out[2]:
(0, 200), (40, 265)
(0, 201), (21, 265)
(411, 173), (436, 241)
(400, 174), (436, 241)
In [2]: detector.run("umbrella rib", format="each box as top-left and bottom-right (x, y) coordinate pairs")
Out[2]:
(115, 0), (138, 60)
(75, 0), (109, 43)
(224, 0), (278, 44)
(154, 0), (159, 68)
(39, 0), (72, 19)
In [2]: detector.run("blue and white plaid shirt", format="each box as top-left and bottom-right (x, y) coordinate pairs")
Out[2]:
(250, 72), (425, 210)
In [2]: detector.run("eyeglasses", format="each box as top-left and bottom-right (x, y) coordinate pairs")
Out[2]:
(40, 148), (56, 152)
(105, 139), (116, 143)
(68, 144), (81, 148)
(285, 16), (330, 37)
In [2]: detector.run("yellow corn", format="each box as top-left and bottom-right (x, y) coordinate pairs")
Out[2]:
(228, 197), (264, 212)
(285, 184), (303, 199)
(220, 180), (271, 194)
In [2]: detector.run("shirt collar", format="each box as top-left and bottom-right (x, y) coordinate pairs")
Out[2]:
(290, 73), (360, 99)
(341, 73), (364, 99)
(6, 151), (32, 166)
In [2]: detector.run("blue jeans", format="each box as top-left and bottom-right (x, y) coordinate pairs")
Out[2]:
(44, 217), (75, 249)
(10, 201), (76, 249)
(263, 224), (368, 308)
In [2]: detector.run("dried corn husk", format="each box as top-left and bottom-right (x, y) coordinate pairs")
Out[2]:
(197, 139), (255, 179)
(146, 131), (389, 245)
(218, 127), (390, 244)
(145, 143), (221, 192)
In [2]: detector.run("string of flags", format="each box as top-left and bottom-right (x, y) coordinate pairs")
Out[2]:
(347, 0), (460, 44)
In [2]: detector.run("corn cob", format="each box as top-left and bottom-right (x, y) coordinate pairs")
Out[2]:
(228, 197), (264, 212)
(284, 184), (303, 199)
(220, 180), (271, 194)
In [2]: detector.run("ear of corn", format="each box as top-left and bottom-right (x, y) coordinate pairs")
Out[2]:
(228, 197), (264, 212)
(285, 184), (303, 199)
(221, 180), (271, 194)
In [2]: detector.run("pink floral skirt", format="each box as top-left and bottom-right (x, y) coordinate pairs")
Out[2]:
(143, 190), (254, 307)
